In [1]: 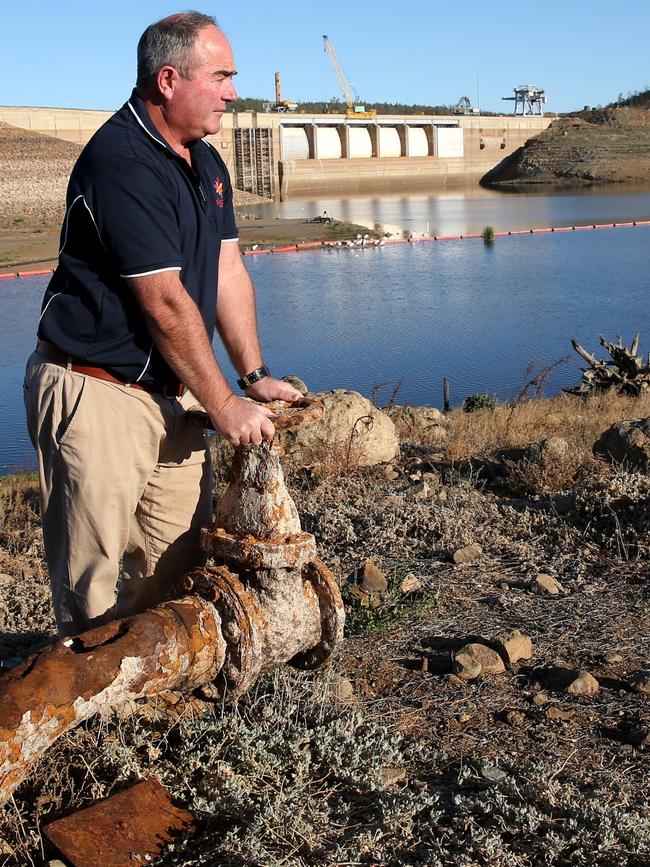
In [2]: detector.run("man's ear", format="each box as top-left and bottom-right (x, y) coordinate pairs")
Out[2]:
(156, 66), (178, 101)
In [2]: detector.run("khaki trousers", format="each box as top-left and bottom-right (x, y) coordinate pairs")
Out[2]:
(24, 350), (212, 637)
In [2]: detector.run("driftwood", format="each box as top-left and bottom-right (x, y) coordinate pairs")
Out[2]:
(0, 399), (344, 803)
(565, 332), (650, 396)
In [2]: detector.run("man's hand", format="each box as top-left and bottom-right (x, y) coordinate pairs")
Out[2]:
(245, 376), (303, 404)
(211, 394), (276, 446)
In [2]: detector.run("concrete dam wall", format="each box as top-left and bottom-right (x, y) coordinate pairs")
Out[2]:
(0, 106), (551, 200)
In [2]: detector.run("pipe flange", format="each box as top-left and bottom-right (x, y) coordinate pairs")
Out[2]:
(180, 566), (264, 700)
(201, 526), (317, 570)
(288, 558), (345, 671)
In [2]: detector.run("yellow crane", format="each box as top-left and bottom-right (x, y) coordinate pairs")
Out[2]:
(322, 35), (376, 118)
(270, 72), (298, 112)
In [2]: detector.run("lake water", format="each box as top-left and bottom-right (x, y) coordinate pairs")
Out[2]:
(2, 187), (650, 474)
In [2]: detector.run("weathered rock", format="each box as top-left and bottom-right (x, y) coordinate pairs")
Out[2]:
(399, 573), (422, 594)
(630, 670), (650, 694)
(480, 764), (507, 783)
(546, 706), (575, 721)
(603, 651), (624, 664)
(566, 670), (600, 696)
(278, 389), (399, 470)
(533, 573), (563, 595)
(384, 405), (447, 443)
(0, 574), (13, 588)
(506, 710), (526, 727)
(361, 559), (388, 593)
(453, 543), (483, 565)
(411, 480), (431, 500)
(593, 417), (650, 472)
(532, 691), (549, 706)
(282, 375), (308, 395)
(494, 629), (533, 665)
(452, 643), (506, 680)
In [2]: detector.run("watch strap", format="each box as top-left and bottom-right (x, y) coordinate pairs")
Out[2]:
(237, 365), (270, 390)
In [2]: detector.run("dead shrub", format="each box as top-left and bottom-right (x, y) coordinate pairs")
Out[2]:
(503, 450), (608, 496)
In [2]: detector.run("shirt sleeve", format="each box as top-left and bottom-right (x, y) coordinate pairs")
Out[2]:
(83, 158), (183, 278)
(220, 165), (239, 241)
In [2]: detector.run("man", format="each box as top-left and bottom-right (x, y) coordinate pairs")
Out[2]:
(24, 11), (301, 637)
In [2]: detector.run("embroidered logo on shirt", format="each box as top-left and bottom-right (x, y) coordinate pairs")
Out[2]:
(213, 178), (224, 207)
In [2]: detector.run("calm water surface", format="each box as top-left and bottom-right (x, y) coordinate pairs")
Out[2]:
(244, 183), (650, 238)
(2, 188), (649, 474)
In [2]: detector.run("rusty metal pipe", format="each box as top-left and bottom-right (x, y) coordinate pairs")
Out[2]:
(0, 597), (226, 798)
(0, 399), (345, 803)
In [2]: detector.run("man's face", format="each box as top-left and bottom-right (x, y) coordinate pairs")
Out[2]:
(170, 26), (238, 140)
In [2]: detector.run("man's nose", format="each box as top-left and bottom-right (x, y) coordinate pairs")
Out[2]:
(224, 79), (238, 102)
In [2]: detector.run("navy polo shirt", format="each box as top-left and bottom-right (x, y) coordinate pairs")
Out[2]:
(38, 90), (238, 385)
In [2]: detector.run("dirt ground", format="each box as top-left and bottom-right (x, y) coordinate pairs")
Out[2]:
(0, 122), (372, 271)
(0, 392), (648, 865)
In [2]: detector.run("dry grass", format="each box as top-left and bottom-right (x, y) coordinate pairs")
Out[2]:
(444, 392), (650, 463)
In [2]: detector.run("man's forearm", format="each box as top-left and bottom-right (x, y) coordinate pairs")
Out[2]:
(216, 254), (264, 376)
(128, 273), (232, 415)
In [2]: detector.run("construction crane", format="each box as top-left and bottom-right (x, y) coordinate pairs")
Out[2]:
(453, 96), (480, 116)
(322, 35), (376, 118)
(268, 72), (298, 112)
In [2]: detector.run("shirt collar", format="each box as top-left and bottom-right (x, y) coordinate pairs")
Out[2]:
(126, 88), (201, 158)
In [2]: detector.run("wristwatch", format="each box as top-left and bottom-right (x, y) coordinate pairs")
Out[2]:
(237, 365), (270, 391)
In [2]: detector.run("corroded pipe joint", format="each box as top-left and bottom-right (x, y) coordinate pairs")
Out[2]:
(201, 526), (317, 570)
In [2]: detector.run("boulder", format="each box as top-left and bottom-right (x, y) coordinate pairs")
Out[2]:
(526, 436), (569, 466)
(453, 543), (483, 565)
(384, 405), (448, 443)
(593, 417), (650, 472)
(452, 643), (506, 680)
(533, 574), (563, 595)
(360, 559), (388, 594)
(566, 670), (600, 696)
(494, 629), (533, 665)
(399, 573), (422, 594)
(278, 389), (399, 470)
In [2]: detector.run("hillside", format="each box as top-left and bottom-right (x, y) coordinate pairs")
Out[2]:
(483, 108), (650, 185)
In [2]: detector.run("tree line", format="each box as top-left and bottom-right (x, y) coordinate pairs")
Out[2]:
(231, 97), (459, 115)
(608, 87), (650, 110)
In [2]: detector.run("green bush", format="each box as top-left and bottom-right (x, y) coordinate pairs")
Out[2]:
(463, 393), (495, 413)
(483, 225), (495, 243)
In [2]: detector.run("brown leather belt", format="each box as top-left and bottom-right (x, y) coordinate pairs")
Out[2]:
(36, 340), (184, 398)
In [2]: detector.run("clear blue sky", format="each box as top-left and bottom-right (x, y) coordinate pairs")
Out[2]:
(3, 0), (649, 114)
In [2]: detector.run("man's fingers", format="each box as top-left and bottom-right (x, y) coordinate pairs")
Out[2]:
(260, 416), (276, 442)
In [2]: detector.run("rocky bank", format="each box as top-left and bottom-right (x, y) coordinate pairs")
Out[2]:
(483, 108), (650, 185)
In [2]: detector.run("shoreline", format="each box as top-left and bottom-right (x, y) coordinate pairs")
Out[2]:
(0, 216), (380, 272)
(4, 216), (650, 277)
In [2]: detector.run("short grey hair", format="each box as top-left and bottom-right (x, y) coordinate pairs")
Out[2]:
(136, 11), (218, 90)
